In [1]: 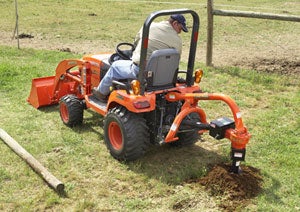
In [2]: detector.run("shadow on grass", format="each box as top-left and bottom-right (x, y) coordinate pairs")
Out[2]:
(261, 172), (284, 206)
(127, 142), (227, 185)
(37, 105), (226, 186)
(38, 104), (59, 113)
(38, 105), (105, 138)
(37, 105), (260, 199)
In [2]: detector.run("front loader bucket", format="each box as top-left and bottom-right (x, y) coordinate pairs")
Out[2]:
(27, 76), (56, 109)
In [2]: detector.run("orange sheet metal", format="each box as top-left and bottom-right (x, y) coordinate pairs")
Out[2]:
(165, 92), (251, 148)
(27, 76), (56, 108)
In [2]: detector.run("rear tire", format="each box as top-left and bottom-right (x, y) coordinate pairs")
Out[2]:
(104, 106), (149, 161)
(172, 112), (201, 146)
(59, 95), (84, 127)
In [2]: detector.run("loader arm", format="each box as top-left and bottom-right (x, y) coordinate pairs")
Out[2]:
(27, 59), (85, 108)
(51, 59), (85, 101)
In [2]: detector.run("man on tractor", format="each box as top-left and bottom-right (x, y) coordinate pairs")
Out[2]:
(27, 9), (250, 173)
(92, 14), (188, 102)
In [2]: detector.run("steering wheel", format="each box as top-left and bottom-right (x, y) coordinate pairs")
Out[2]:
(109, 42), (135, 64)
(116, 42), (135, 60)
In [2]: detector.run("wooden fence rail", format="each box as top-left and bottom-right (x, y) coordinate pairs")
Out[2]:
(213, 10), (300, 22)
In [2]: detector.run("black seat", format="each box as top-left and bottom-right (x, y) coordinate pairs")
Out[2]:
(145, 48), (180, 91)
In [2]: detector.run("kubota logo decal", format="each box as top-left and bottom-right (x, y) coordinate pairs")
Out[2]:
(68, 61), (77, 66)
(117, 94), (124, 100)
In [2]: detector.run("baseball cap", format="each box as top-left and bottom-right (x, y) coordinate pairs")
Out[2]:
(171, 14), (188, 32)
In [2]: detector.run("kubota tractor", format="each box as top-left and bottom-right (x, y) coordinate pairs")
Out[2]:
(27, 9), (250, 173)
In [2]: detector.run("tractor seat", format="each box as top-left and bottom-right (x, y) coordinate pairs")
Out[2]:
(108, 48), (180, 93)
(145, 48), (180, 91)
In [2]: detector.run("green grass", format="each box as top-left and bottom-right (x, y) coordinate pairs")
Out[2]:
(0, 45), (299, 211)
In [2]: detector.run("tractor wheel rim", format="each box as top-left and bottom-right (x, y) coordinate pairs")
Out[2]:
(60, 103), (69, 122)
(108, 122), (123, 150)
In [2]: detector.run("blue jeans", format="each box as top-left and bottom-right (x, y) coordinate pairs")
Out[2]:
(97, 60), (139, 95)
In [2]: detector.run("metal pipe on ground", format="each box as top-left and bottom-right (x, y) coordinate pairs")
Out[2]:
(0, 128), (65, 194)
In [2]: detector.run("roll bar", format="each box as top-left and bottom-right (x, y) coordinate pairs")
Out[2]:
(137, 9), (200, 95)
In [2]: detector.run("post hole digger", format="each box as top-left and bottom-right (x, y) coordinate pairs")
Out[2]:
(27, 9), (250, 173)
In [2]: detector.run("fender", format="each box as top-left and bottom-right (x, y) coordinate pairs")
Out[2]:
(107, 90), (156, 113)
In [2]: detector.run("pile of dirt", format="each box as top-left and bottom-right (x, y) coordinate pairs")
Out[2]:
(190, 163), (263, 211)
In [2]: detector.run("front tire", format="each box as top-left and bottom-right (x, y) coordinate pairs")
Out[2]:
(104, 106), (149, 161)
(59, 95), (84, 127)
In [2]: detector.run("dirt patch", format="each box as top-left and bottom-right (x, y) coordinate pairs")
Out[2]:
(58, 47), (72, 52)
(234, 57), (300, 76)
(16, 33), (34, 39)
(1, 29), (299, 77)
(187, 163), (263, 211)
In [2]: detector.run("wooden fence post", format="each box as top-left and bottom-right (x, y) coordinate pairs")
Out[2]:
(206, 0), (214, 66)
(14, 0), (20, 49)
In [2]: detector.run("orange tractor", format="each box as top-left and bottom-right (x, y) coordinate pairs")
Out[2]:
(27, 9), (250, 173)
